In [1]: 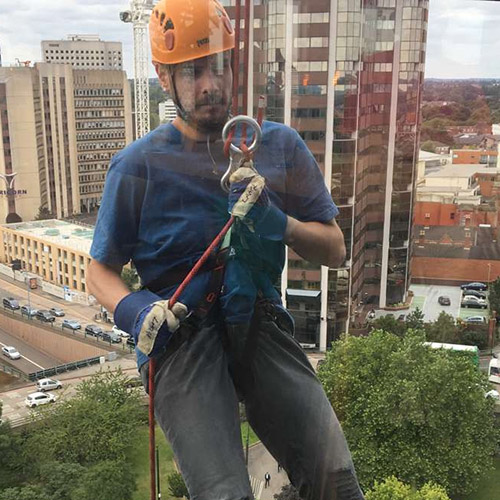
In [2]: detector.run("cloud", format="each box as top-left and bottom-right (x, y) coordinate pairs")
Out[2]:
(0, 0), (139, 76)
(425, 0), (500, 78)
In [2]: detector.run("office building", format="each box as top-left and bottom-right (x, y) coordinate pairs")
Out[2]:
(0, 63), (132, 221)
(223, 0), (429, 349)
(159, 99), (177, 123)
(42, 35), (123, 70)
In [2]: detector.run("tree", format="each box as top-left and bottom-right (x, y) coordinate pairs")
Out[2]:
(34, 206), (54, 221)
(38, 462), (84, 500)
(488, 277), (500, 317)
(23, 370), (145, 468)
(366, 477), (450, 500)
(405, 308), (425, 331)
(369, 315), (406, 337)
(0, 487), (52, 500)
(0, 406), (25, 488)
(425, 312), (460, 344)
(167, 471), (190, 499)
(317, 330), (499, 495)
(70, 460), (135, 500)
(274, 484), (301, 500)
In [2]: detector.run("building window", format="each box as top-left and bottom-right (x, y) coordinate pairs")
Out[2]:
(424, 213), (430, 219)
(450, 213), (455, 220)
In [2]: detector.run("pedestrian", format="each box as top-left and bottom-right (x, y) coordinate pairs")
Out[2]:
(277, 463), (282, 473)
(87, 1), (365, 499)
(265, 472), (271, 488)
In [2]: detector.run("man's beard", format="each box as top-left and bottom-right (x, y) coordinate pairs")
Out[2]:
(183, 94), (231, 133)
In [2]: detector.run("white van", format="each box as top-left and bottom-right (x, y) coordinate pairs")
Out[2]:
(488, 357), (500, 385)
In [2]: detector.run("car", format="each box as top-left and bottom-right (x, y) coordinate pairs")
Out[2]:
(461, 299), (488, 309)
(438, 296), (451, 306)
(397, 314), (406, 322)
(126, 337), (135, 348)
(62, 319), (81, 331)
(485, 389), (500, 400)
(36, 378), (62, 391)
(49, 307), (65, 317)
(367, 309), (376, 320)
(112, 324), (130, 338)
(461, 282), (488, 291)
(461, 289), (486, 299)
(25, 392), (56, 408)
(462, 295), (487, 305)
(21, 305), (38, 317)
(3, 297), (20, 310)
(2, 346), (20, 360)
(465, 316), (487, 324)
(101, 331), (122, 343)
(35, 310), (56, 322)
(85, 324), (103, 337)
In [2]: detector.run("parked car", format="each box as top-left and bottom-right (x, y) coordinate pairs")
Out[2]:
(465, 316), (487, 324)
(461, 289), (486, 299)
(461, 282), (488, 291)
(438, 296), (451, 306)
(49, 307), (65, 317)
(35, 310), (56, 322)
(397, 314), (406, 322)
(126, 337), (135, 348)
(2, 346), (20, 360)
(62, 319), (81, 331)
(36, 378), (62, 391)
(3, 297), (20, 310)
(485, 389), (500, 400)
(85, 324), (103, 337)
(25, 392), (56, 408)
(463, 295), (487, 304)
(461, 298), (488, 309)
(21, 305), (38, 317)
(101, 331), (122, 343)
(367, 309), (376, 320)
(112, 324), (130, 338)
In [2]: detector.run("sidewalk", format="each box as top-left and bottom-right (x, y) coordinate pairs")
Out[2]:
(248, 442), (289, 500)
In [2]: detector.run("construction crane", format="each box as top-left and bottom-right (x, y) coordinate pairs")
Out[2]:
(120, 0), (155, 139)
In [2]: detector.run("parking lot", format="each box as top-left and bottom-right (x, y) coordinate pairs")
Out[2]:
(371, 284), (490, 324)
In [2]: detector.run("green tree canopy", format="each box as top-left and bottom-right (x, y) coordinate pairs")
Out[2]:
(317, 330), (499, 495)
(274, 484), (301, 500)
(23, 369), (145, 468)
(70, 460), (135, 500)
(366, 476), (451, 500)
(0, 486), (52, 500)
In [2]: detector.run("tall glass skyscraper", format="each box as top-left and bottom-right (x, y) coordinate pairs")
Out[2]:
(223, 0), (429, 349)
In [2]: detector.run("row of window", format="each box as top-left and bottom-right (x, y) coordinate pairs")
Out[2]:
(80, 183), (104, 194)
(76, 120), (125, 130)
(75, 110), (124, 118)
(78, 153), (113, 161)
(294, 37), (329, 49)
(77, 141), (125, 151)
(292, 108), (327, 118)
(79, 174), (106, 183)
(79, 163), (109, 172)
(74, 88), (123, 97)
(76, 130), (125, 141)
(46, 49), (121, 55)
(74, 99), (123, 108)
(295, 61), (329, 72)
(293, 12), (330, 24)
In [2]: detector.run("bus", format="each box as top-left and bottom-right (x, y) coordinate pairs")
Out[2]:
(424, 342), (480, 368)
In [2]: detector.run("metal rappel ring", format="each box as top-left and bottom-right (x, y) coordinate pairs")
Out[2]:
(222, 115), (262, 155)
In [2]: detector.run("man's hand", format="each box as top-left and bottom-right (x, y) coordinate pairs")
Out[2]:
(135, 300), (188, 356)
(228, 164), (287, 241)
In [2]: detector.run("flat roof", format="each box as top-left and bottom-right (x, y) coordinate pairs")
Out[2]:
(1, 219), (94, 254)
(287, 289), (321, 298)
(426, 164), (500, 178)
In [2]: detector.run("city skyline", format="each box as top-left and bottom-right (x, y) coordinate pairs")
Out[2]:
(0, 0), (499, 80)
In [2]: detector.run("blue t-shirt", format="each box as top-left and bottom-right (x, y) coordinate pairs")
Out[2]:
(90, 120), (338, 367)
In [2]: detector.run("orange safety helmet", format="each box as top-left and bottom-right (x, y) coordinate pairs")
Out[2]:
(149, 0), (235, 66)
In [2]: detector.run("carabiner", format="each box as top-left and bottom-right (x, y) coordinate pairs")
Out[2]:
(220, 115), (262, 193)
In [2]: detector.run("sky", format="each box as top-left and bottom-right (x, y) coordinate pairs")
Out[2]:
(0, 0), (499, 80)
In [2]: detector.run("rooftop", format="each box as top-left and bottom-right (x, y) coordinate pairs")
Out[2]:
(1, 220), (94, 254)
(426, 164), (500, 178)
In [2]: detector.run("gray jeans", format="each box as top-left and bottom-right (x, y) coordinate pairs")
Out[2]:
(141, 303), (365, 500)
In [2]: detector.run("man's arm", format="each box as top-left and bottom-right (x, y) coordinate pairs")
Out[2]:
(284, 217), (346, 269)
(87, 260), (131, 314)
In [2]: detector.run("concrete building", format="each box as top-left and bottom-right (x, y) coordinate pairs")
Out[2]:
(0, 220), (93, 294)
(223, 0), (430, 348)
(0, 63), (132, 221)
(451, 148), (498, 166)
(159, 99), (177, 123)
(42, 35), (123, 70)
